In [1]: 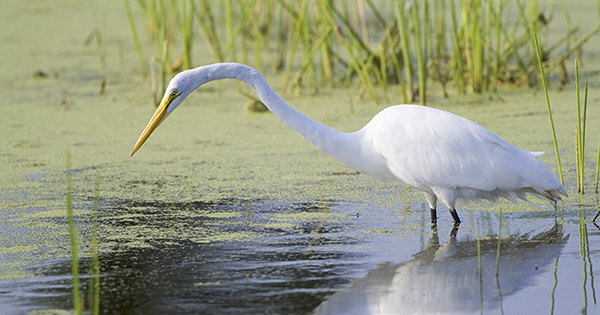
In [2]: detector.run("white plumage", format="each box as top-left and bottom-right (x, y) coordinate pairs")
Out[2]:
(132, 63), (567, 225)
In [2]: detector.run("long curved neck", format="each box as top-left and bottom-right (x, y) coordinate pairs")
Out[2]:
(189, 63), (362, 170)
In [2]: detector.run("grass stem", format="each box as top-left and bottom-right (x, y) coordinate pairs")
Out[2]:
(410, 1), (426, 104)
(534, 32), (564, 185)
(66, 151), (82, 315)
(128, 0), (599, 105)
(124, 0), (146, 77)
(576, 60), (582, 192)
(596, 134), (600, 193)
(88, 170), (101, 315)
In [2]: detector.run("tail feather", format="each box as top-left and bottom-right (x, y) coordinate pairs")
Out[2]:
(528, 186), (567, 203)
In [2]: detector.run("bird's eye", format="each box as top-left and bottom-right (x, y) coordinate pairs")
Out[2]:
(165, 90), (179, 109)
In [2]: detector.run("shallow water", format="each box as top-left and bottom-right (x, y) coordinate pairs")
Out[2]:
(1, 0), (600, 314)
(2, 196), (599, 314)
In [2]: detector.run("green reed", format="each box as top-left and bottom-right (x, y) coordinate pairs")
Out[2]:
(88, 170), (101, 315)
(596, 135), (600, 194)
(124, 0), (146, 77)
(181, 0), (194, 70)
(196, 0), (225, 62)
(491, 0), (502, 94)
(131, 0), (187, 104)
(395, 0), (413, 101)
(86, 0), (107, 69)
(448, 0), (465, 94)
(574, 60), (589, 194)
(410, 0), (426, 104)
(126, 0), (600, 106)
(534, 32), (563, 185)
(66, 153), (101, 315)
(66, 151), (82, 315)
(281, 0), (308, 94)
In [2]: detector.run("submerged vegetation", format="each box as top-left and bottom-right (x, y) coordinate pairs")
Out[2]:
(124, 0), (600, 105)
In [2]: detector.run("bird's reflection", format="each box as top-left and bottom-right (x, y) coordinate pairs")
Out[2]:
(315, 223), (567, 315)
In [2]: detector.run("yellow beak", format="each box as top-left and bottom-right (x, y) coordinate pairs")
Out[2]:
(131, 98), (170, 157)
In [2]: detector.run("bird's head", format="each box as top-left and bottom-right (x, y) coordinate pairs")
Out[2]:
(130, 74), (194, 156)
(130, 64), (240, 156)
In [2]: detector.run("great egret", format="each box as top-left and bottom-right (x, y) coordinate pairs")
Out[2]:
(132, 63), (567, 225)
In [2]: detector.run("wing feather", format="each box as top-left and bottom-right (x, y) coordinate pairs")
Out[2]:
(365, 105), (562, 194)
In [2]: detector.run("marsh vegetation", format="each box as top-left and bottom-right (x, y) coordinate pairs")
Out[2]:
(127, 0), (599, 105)
(1, 1), (600, 314)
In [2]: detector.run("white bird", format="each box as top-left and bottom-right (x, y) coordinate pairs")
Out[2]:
(132, 63), (567, 225)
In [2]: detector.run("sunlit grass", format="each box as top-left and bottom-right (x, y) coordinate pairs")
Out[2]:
(574, 60), (588, 194)
(88, 170), (101, 315)
(122, 2), (600, 197)
(533, 31), (563, 186)
(66, 151), (82, 314)
(66, 152), (101, 315)
(124, 0), (146, 78)
(85, 0), (107, 69)
(124, 0), (600, 105)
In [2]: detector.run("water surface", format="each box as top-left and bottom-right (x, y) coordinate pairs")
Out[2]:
(1, 0), (600, 314)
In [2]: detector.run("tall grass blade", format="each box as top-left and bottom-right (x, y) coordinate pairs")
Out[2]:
(582, 82), (588, 193)
(300, 1), (313, 94)
(384, 26), (408, 103)
(181, 0), (193, 70)
(395, 0), (413, 100)
(576, 60), (582, 192)
(151, 56), (158, 106)
(318, 0), (377, 102)
(293, 25), (333, 88)
(410, 1), (426, 104)
(575, 60), (589, 194)
(225, 0), (236, 62)
(88, 170), (101, 315)
(449, 0), (465, 94)
(250, 1), (264, 73)
(549, 24), (600, 74)
(281, 0), (308, 94)
(596, 134), (600, 193)
(196, 0), (225, 62)
(469, 0), (483, 93)
(160, 39), (169, 99)
(492, 0), (503, 93)
(66, 151), (82, 314)
(577, 126), (581, 193)
(86, 0), (107, 69)
(126, 0), (599, 104)
(124, 0), (147, 77)
(534, 32), (563, 185)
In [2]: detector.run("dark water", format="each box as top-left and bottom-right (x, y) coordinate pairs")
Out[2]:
(1, 197), (598, 315)
(2, 0), (600, 313)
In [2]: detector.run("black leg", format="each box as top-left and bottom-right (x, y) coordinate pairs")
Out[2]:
(450, 223), (459, 238)
(449, 208), (461, 224)
(430, 208), (437, 225)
